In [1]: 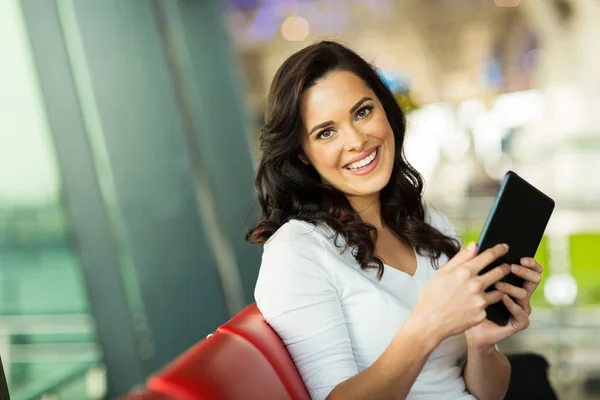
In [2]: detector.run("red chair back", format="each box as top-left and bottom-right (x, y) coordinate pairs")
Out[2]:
(143, 303), (310, 400)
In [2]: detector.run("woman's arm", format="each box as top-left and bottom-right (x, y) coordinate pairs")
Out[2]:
(432, 210), (511, 398)
(327, 314), (440, 400)
(463, 256), (545, 400)
(463, 343), (511, 400)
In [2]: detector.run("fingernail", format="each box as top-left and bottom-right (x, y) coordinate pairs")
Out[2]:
(466, 242), (476, 252)
(521, 258), (529, 265)
(503, 243), (509, 250)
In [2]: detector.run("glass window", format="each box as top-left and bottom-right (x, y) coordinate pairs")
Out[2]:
(0, 1), (98, 397)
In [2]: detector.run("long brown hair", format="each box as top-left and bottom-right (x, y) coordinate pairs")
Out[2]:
(247, 41), (459, 278)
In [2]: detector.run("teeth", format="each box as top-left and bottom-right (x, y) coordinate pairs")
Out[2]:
(346, 149), (377, 170)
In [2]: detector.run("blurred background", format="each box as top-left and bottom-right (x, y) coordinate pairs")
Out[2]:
(1, 0), (599, 398)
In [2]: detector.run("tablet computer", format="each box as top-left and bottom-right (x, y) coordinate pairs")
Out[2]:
(477, 171), (555, 326)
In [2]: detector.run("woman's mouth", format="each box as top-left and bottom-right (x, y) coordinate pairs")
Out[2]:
(343, 147), (381, 175)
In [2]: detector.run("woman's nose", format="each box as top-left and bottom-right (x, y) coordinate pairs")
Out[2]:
(343, 127), (368, 151)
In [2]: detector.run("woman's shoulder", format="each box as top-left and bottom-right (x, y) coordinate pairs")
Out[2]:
(264, 219), (336, 253)
(256, 220), (340, 299)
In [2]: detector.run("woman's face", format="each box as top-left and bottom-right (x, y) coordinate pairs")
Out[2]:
(299, 70), (395, 200)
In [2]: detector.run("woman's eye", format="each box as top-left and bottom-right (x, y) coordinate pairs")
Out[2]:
(356, 106), (372, 120)
(317, 129), (334, 140)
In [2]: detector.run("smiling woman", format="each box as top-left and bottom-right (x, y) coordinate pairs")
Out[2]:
(246, 41), (532, 400)
(248, 42), (459, 277)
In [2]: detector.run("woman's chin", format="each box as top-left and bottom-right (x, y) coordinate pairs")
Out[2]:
(344, 174), (391, 197)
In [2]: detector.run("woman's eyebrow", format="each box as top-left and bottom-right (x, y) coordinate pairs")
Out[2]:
(309, 120), (334, 136)
(349, 96), (372, 114)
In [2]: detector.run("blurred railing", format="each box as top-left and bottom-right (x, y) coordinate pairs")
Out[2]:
(12, 363), (97, 400)
(0, 313), (101, 399)
(0, 204), (101, 399)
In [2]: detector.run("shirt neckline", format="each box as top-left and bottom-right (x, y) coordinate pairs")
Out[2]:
(383, 247), (421, 279)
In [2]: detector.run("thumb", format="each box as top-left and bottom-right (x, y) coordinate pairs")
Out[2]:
(464, 242), (477, 255)
(446, 242), (477, 269)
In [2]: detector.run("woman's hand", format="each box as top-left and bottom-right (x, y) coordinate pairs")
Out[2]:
(465, 257), (543, 349)
(409, 243), (511, 345)
(499, 257), (543, 317)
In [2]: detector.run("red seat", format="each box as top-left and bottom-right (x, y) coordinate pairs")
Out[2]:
(126, 303), (310, 400)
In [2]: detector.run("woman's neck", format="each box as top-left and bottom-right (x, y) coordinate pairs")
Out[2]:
(348, 194), (384, 230)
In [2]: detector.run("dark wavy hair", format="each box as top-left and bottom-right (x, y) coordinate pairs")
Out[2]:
(247, 41), (459, 278)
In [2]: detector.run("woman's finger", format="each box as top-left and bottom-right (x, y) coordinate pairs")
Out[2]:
(466, 243), (510, 274)
(445, 242), (478, 269)
(483, 290), (504, 305)
(510, 264), (542, 284)
(518, 297), (532, 316)
(478, 264), (511, 288)
(520, 257), (543, 273)
(495, 281), (528, 300)
(503, 294), (530, 330)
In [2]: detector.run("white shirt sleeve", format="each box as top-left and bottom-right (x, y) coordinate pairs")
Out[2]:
(255, 226), (358, 400)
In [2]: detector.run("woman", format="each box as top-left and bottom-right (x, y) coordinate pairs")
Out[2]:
(247, 41), (542, 400)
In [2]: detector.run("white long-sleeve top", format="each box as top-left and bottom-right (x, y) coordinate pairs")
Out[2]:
(255, 209), (476, 400)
